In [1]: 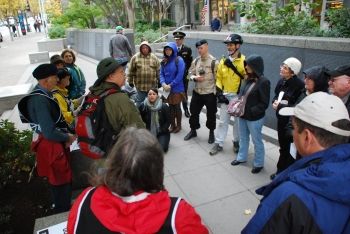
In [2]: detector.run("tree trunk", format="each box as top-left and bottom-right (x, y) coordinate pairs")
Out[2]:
(123, 0), (134, 28)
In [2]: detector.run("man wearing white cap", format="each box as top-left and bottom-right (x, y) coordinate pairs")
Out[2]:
(243, 92), (350, 233)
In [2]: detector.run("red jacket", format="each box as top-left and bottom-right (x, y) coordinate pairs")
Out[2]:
(67, 186), (209, 234)
(31, 134), (71, 185)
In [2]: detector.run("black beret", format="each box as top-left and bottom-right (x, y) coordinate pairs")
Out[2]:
(173, 31), (186, 39)
(195, 39), (208, 48)
(57, 68), (71, 80)
(32, 64), (58, 80)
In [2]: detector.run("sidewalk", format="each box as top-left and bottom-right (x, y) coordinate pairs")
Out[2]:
(0, 36), (280, 233)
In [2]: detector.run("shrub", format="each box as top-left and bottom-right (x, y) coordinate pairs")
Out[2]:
(0, 120), (34, 188)
(151, 19), (176, 30)
(135, 29), (163, 44)
(48, 24), (66, 39)
(325, 7), (350, 38)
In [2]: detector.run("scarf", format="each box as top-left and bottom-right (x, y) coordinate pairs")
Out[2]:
(144, 97), (163, 136)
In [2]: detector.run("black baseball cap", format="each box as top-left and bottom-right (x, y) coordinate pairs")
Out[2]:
(326, 64), (350, 77)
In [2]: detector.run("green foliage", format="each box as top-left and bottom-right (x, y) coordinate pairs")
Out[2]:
(237, 0), (323, 36)
(151, 19), (176, 30)
(0, 120), (34, 188)
(325, 7), (350, 38)
(48, 24), (66, 39)
(135, 20), (152, 32)
(135, 29), (162, 44)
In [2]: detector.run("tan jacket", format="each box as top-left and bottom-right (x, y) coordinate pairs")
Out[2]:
(189, 54), (218, 95)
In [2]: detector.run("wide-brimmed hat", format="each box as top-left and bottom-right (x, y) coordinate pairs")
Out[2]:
(94, 57), (128, 86)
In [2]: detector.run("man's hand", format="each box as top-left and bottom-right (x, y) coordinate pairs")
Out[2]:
(272, 100), (279, 110)
(65, 133), (77, 148)
(217, 94), (229, 104)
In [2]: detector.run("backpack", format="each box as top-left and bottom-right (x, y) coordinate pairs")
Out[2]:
(75, 89), (118, 159)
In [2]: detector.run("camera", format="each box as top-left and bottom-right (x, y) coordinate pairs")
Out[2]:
(198, 67), (205, 76)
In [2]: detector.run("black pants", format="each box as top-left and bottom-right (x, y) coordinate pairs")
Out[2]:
(276, 116), (295, 173)
(158, 133), (170, 152)
(189, 91), (217, 130)
(51, 183), (72, 213)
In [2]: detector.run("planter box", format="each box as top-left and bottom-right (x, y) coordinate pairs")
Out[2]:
(37, 38), (67, 52)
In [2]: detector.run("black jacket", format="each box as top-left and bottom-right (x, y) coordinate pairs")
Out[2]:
(272, 75), (304, 117)
(240, 55), (270, 121)
(138, 102), (170, 136)
(177, 45), (192, 76)
(240, 78), (271, 121)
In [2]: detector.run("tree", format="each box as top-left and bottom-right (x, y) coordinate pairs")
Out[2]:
(45, 0), (62, 20)
(0, 0), (22, 40)
(123, 0), (134, 28)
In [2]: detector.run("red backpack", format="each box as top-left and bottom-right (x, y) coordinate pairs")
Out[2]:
(75, 89), (118, 159)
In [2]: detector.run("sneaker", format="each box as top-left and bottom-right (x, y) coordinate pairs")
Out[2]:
(233, 141), (239, 153)
(209, 144), (223, 156)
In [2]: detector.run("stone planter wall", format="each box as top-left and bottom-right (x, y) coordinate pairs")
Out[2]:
(37, 38), (67, 52)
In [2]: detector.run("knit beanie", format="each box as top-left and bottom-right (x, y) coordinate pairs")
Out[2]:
(32, 64), (58, 80)
(283, 57), (302, 75)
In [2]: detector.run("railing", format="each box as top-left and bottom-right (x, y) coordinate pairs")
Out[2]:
(152, 24), (192, 43)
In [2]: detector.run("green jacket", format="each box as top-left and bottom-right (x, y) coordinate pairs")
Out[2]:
(89, 82), (145, 133)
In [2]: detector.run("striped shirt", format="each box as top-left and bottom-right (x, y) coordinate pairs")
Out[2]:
(127, 52), (160, 92)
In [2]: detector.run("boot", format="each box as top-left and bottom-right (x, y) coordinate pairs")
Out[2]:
(182, 101), (190, 118)
(208, 130), (215, 144)
(168, 107), (176, 133)
(184, 129), (197, 141)
(173, 110), (182, 133)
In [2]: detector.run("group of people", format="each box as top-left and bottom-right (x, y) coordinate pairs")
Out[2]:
(17, 26), (350, 233)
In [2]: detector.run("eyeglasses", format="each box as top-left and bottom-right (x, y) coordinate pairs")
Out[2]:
(329, 77), (342, 82)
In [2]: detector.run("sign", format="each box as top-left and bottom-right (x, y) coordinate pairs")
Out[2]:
(37, 221), (67, 234)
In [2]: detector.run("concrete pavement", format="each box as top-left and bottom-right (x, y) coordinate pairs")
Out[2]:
(0, 33), (281, 234)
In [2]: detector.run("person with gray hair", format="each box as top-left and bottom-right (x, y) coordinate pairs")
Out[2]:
(67, 127), (209, 234)
(243, 92), (350, 233)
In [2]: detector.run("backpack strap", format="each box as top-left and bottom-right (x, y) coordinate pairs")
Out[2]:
(194, 57), (215, 75)
(157, 197), (182, 234)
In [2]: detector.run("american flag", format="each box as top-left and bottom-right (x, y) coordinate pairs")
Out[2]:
(201, 0), (208, 25)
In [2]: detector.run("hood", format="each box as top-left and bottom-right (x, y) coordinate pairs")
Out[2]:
(92, 186), (171, 233)
(89, 82), (121, 96)
(163, 42), (177, 61)
(259, 144), (350, 205)
(245, 54), (264, 77)
(139, 41), (152, 53)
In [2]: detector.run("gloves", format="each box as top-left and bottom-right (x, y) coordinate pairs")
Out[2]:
(217, 94), (229, 104)
(163, 84), (171, 92)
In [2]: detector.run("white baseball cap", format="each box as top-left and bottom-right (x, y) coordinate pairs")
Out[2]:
(283, 57), (302, 75)
(279, 92), (350, 136)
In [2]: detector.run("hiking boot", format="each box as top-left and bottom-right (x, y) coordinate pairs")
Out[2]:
(208, 130), (215, 144)
(233, 141), (239, 153)
(209, 144), (223, 156)
(184, 129), (197, 141)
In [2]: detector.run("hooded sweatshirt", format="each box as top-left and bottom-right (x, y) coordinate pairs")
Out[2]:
(242, 144), (350, 233)
(240, 54), (270, 121)
(128, 41), (160, 92)
(67, 186), (209, 234)
(160, 42), (185, 94)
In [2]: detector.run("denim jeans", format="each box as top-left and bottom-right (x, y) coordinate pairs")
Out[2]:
(135, 91), (148, 108)
(215, 93), (239, 146)
(236, 117), (265, 167)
